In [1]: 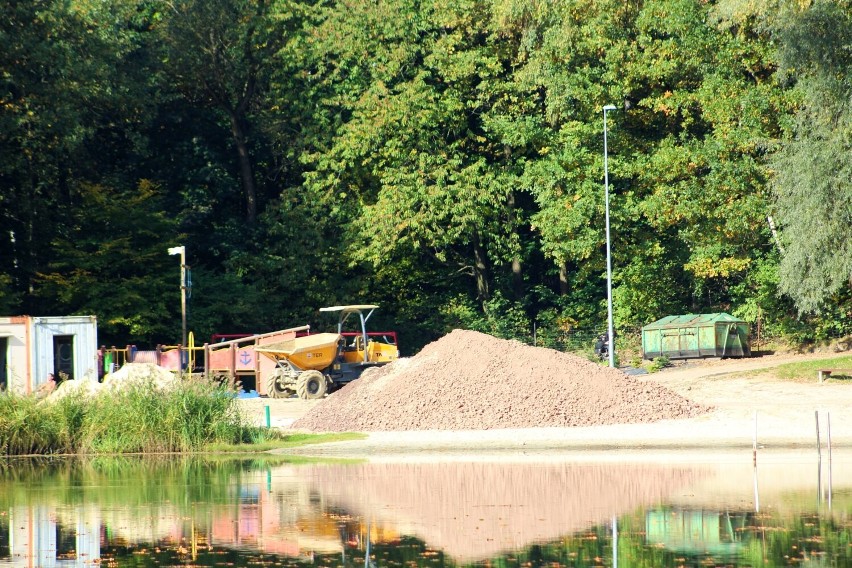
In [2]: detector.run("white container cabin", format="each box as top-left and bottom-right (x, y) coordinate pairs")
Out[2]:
(0, 315), (99, 394)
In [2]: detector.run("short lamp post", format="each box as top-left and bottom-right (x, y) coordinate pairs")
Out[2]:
(168, 246), (187, 356)
(603, 104), (617, 368)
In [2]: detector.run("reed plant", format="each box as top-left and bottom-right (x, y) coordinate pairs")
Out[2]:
(0, 392), (86, 455)
(81, 377), (252, 453)
(0, 377), (269, 455)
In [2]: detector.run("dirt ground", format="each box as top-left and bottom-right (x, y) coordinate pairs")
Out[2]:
(239, 349), (852, 455)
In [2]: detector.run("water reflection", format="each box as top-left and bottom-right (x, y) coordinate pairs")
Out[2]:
(299, 460), (706, 560)
(0, 452), (850, 566)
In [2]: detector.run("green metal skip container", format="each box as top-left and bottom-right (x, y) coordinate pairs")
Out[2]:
(641, 313), (751, 360)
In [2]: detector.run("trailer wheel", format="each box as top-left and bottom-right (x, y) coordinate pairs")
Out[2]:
(296, 370), (327, 399)
(264, 370), (289, 398)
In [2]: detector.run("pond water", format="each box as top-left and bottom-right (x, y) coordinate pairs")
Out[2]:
(1, 450), (850, 567)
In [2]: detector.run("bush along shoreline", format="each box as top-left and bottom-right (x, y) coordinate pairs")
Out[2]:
(0, 377), (274, 456)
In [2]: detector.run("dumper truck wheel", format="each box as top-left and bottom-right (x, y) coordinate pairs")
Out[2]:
(264, 370), (290, 399)
(296, 370), (327, 399)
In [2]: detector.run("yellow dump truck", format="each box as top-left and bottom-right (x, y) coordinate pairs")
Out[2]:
(255, 305), (398, 399)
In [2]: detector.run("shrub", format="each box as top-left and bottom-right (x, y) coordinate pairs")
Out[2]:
(648, 356), (670, 373)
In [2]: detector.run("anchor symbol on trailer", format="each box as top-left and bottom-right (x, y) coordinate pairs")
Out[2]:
(239, 351), (252, 365)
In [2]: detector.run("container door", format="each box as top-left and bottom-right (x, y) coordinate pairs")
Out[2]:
(737, 324), (752, 357)
(642, 329), (661, 359)
(719, 323), (749, 357)
(698, 326), (716, 357)
(662, 330), (681, 356)
(53, 335), (75, 381)
(662, 328), (698, 358)
(680, 328), (699, 357)
(0, 336), (7, 391)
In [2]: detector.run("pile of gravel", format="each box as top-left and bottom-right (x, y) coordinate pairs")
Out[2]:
(292, 329), (711, 432)
(47, 363), (179, 402)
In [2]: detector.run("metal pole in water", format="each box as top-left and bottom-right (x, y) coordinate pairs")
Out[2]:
(265, 405), (271, 428)
(815, 410), (821, 461)
(828, 411), (833, 509)
(816, 410), (822, 504)
(612, 516), (618, 568)
(753, 460), (760, 513)
(753, 410), (758, 465)
(752, 410), (760, 510)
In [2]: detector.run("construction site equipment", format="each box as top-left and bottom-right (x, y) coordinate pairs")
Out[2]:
(256, 305), (398, 399)
(203, 326), (311, 394)
(642, 313), (750, 360)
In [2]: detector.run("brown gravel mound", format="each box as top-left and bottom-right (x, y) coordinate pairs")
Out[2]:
(292, 329), (711, 432)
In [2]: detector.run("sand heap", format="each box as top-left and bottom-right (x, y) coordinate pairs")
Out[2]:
(292, 329), (711, 432)
(103, 362), (177, 390)
(47, 363), (178, 401)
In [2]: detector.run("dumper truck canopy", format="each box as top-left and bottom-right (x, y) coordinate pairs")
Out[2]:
(319, 305), (379, 313)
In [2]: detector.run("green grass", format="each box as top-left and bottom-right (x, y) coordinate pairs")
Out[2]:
(203, 432), (367, 453)
(771, 354), (852, 382)
(0, 377), (333, 455)
(0, 393), (84, 455)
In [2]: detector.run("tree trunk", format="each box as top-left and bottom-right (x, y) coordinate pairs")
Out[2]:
(512, 257), (522, 298)
(229, 111), (257, 223)
(472, 232), (490, 305)
(507, 190), (523, 300)
(559, 262), (569, 296)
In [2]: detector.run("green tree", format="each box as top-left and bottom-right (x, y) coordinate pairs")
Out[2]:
(303, 0), (536, 312)
(496, 0), (788, 329)
(623, 0), (787, 323)
(770, 0), (852, 314)
(34, 181), (179, 345)
(0, 0), (163, 318)
(0, 0), (102, 312)
(154, 0), (302, 224)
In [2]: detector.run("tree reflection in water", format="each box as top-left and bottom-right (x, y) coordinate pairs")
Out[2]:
(0, 454), (850, 567)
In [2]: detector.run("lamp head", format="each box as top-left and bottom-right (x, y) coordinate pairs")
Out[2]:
(168, 246), (184, 256)
(603, 104), (617, 111)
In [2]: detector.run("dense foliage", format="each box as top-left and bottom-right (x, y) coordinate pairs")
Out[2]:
(0, 0), (849, 351)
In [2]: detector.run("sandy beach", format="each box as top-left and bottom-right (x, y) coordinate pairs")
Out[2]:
(239, 349), (852, 457)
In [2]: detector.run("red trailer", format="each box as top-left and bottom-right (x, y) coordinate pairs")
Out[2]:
(204, 325), (310, 395)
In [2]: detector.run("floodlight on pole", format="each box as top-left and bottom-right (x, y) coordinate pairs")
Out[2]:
(603, 104), (617, 368)
(168, 245), (187, 359)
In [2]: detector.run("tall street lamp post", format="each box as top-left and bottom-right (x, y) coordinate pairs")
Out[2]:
(603, 104), (617, 368)
(168, 246), (187, 360)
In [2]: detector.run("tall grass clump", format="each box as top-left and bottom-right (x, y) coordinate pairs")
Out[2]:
(0, 392), (87, 455)
(81, 377), (251, 453)
(1, 376), (264, 455)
